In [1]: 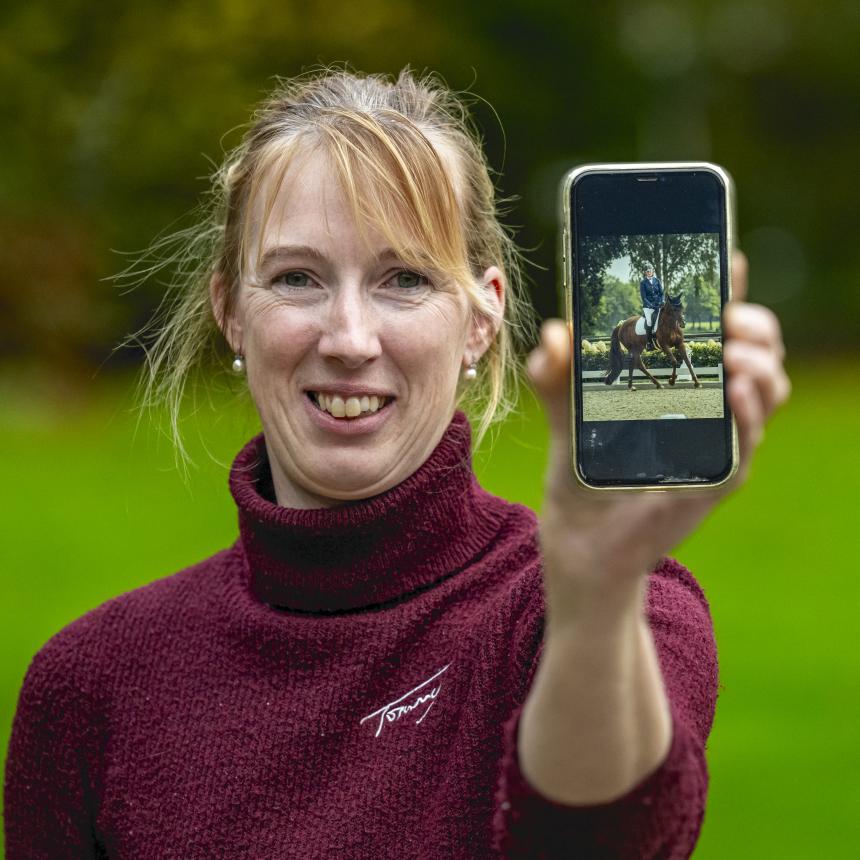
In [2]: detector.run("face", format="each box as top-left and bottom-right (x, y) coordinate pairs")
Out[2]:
(646, 268), (654, 278)
(216, 148), (502, 508)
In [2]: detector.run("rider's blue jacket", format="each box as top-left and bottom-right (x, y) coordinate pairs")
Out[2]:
(640, 276), (664, 310)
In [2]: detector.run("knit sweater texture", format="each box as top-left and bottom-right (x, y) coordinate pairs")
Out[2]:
(3, 411), (719, 859)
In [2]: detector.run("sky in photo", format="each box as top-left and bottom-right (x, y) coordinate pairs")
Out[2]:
(608, 255), (634, 282)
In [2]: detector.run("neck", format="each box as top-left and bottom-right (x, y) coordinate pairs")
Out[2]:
(264, 429), (444, 510)
(229, 410), (510, 612)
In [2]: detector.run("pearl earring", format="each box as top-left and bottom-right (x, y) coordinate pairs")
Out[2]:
(231, 354), (245, 375)
(464, 361), (478, 381)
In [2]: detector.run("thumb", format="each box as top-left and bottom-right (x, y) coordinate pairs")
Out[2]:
(527, 318), (572, 438)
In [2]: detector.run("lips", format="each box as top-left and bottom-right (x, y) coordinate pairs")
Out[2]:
(307, 391), (390, 418)
(302, 388), (395, 434)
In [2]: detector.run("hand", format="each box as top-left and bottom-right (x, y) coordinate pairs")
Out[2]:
(526, 250), (791, 627)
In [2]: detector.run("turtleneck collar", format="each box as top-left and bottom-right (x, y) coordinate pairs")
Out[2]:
(229, 410), (510, 613)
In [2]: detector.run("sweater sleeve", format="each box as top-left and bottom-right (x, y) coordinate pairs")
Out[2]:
(492, 558), (719, 859)
(4, 634), (104, 859)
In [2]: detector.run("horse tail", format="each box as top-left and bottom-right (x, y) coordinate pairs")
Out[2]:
(604, 326), (624, 385)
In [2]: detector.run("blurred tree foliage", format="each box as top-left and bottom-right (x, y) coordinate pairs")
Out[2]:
(2, 0), (858, 388)
(587, 275), (639, 337)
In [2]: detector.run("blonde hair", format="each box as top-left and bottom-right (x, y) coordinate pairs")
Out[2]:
(123, 67), (536, 463)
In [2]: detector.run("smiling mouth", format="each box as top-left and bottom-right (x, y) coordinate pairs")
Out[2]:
(307, 391), (394, 419)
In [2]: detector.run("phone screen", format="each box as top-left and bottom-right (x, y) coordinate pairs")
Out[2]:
(568, 167), (734, 487)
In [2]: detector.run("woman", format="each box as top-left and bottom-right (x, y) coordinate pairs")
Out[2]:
(640, 262), (663, 350)
(3, 69), (789, 858)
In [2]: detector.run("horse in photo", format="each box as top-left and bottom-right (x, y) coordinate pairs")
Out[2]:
(603, 294), (701, 390)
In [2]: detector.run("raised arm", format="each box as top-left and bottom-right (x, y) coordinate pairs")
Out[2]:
(495, 558), (717, 858)
(494, 251), (789, 858)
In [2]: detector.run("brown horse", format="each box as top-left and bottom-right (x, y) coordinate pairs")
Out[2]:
(603, 294), (701, 389)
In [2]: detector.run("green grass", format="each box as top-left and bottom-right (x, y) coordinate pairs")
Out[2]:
(1, 362), (857, 856)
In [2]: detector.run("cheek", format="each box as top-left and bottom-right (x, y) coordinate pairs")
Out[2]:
(247, 305), (315, 367)
(242, 307), (316, 412)
(384, 308), (466, 390)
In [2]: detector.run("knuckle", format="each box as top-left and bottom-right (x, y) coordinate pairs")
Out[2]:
(757, 305), (782, 339)
(722, 339), (747, 364)
(722, 303), (740, 326)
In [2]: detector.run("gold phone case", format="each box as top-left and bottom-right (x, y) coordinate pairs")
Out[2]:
(559, 161), (740, 493)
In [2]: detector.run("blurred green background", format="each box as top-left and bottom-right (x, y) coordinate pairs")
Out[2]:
(2, 0), (858, 856)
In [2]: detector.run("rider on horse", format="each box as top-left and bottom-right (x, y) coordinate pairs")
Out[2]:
(640, 262), (664, 351)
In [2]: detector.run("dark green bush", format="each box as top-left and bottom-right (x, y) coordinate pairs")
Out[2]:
(579, 339), (722, 371)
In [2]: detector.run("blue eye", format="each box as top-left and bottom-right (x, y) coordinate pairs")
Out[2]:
(272, 271), (312, 288)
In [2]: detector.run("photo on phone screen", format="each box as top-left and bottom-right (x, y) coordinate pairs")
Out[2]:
(565, 164), (736, 488)
(579, 232), (723, 421)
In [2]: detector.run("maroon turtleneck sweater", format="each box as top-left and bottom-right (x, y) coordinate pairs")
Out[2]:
(4, 411), (718, 858)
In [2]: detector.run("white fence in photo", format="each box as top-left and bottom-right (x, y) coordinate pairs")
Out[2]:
(582, 366), (723, 386)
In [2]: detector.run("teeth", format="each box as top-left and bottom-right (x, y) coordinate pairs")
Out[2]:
(311, 392), (387, 419)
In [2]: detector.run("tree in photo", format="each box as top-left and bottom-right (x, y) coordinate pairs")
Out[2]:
(625, 234), (718, 296)
(578, 236), (625, 330)
(681, 270), (721, 330)
(592, 275), (640, 337)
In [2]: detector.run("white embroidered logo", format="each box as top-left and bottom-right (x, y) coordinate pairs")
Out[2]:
(360, 664), (451, 738)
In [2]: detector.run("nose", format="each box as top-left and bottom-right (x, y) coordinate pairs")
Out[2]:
(317, 285), (382, 369)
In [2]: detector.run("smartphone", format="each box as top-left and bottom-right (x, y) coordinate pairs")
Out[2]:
(560, 162), (739, 490)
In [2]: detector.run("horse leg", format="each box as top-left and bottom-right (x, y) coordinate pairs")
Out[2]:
(662, 345), (678, 386)
(681, 345), (701, 388)
(636, 354), (661, 388)
(627, 353), (636, 390)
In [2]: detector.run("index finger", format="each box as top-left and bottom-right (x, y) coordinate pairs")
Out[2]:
(723, 303), (786, 358)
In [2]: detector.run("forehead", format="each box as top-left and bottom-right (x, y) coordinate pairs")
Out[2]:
(245, 130), (466, 275)
(262, 149), (349, 231)
(247, 147), (384, 265)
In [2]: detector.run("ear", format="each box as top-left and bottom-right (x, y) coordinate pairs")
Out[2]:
(209, 271), (243, 353)
(464, 265), (505, 366)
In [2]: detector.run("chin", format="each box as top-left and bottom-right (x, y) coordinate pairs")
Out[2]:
(312, 465), (398, 499)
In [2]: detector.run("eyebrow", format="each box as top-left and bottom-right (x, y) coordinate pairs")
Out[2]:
(258, 244), (402, 269)
(259, 245), (326, 268)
